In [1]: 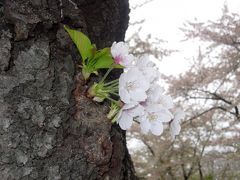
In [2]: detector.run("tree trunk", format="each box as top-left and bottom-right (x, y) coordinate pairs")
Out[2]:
(198, 161), (203, 180)
(0, 0), (137, 179)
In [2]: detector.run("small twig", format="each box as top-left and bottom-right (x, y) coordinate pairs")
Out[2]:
(58, 0), (78, 19)
(68, 0), (78, 9)
(59, 0), (63, 18)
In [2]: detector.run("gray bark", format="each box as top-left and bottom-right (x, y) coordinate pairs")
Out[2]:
(0, 0), (137, 179)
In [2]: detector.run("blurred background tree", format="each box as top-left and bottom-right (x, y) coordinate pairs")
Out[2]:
(127, 3), (240, 180)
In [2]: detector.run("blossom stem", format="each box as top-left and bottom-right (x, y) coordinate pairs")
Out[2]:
(105, 84), (119, 89)
(108, 81), (119, 86)
(99, 67), (113, 84)
(102, 82), (119, 89)
(105, 96), (119, 104)
(109, 91), (120, 97)
(111, 115), (118, 123)
(102, 88), (118, 94)
(103, 79), (119, 86)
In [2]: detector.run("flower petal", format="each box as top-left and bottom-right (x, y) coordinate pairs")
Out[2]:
(147, 84), (165, 103)
(140, 119), (151, 134)
(118, 112), (133, 130)
(158, 108), (173, 122)
(136, 54), (155, 68)
(170, 120), (181, 138)
(121, 54), (135, 67)
(159, 95), (174, 109)
(174, 108), (185, 121)
(128, 104), (145, 117)
(130, 89), (147, 102)
(111, 42), (129, 58)
(142, 67), (159, 83)
(119, 88), (131, 104)
(122, 103), (137, 110)
(150, 122), (163, 136)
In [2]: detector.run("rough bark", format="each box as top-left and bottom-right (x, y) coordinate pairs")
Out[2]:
(0, 0), (137, 179)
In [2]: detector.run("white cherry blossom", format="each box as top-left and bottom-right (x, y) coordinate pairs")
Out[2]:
(119, 68), (150, 104)
(139, 104), (173, 136)
(170, 108), (185, 139)
(117, 103), (144, 130)
(157, 95), (174, 109)
(135, 54), (155, 67)
(147, 84), (164, 102)
(134, 55), (160, 82)
(147, 84), (174, 109)
(111, 42), (134, 67)
(110, 43), (182, 136)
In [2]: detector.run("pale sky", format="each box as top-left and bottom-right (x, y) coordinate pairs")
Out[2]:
(126, 0), (240, 76)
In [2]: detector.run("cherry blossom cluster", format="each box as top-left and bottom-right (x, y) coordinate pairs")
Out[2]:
(111, 42), (185, 138)
(64, 27), (184, 138)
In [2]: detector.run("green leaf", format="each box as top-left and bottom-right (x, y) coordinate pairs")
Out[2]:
(93, 48), (114, 69)
(91, 48), (124, 69)
(112, 64), (124, 68)
(64, 26), (93, 62)
(93, 48), (111, 61)
(82, 68), (91, 80)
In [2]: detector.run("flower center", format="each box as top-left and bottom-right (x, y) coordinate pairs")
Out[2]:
(114, 55), (123, 64)
(147, 112), (158, 122)
(126, 81), (136, 91)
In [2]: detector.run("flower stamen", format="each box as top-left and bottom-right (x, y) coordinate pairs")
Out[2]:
(147, 112), (158, 122)
(126, 81), (137, 91)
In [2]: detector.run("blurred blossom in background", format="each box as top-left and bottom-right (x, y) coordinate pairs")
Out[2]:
(126, 0), (240, 179)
